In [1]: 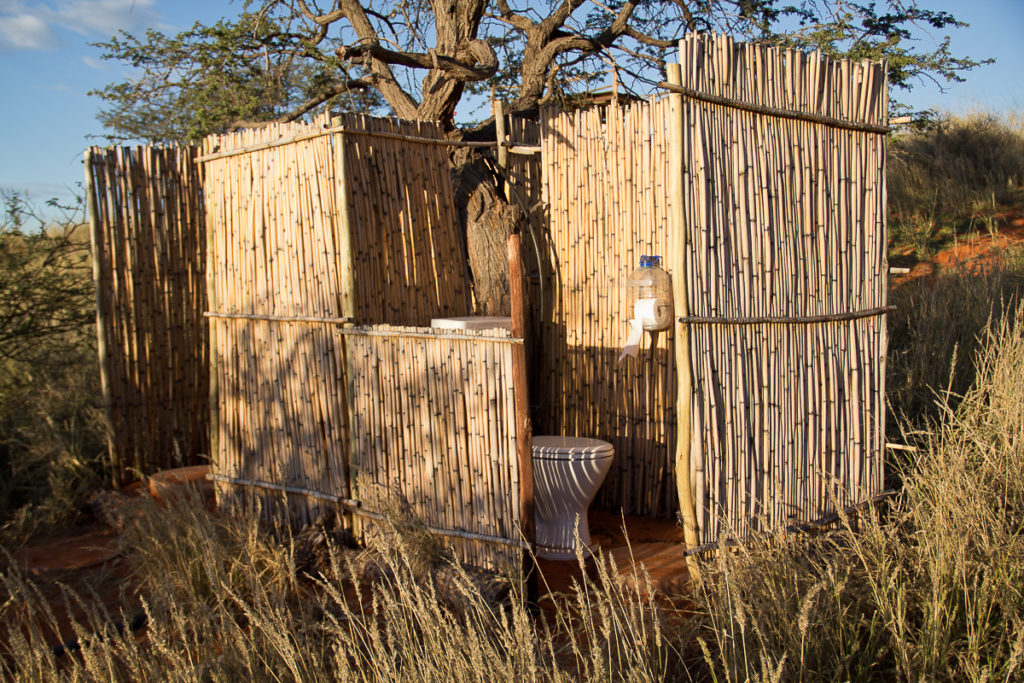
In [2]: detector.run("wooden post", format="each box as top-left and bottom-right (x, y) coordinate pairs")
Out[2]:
(204, 144), (221, 505)
(332, 116), (359, 535)
(667, 62), (702, 580)
(508, 233), (536, 594)
(332, 117), (356, 321)
(84, 149), (118, 485)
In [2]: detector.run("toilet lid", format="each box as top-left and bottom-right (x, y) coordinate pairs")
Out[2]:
(532, 436), (614, 460)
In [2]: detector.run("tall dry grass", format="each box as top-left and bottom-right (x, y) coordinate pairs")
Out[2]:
(887, 245), (1024, 430)
(693, 301), (1024, 681)
(0, 491), (689, 681)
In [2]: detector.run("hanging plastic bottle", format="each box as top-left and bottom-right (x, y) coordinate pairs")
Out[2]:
(619, 255), (673, 362)
(627, 255), (673, 331)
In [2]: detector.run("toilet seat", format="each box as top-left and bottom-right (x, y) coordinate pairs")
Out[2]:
(531, 436), (614, 460)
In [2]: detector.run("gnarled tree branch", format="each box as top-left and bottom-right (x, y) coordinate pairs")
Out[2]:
(337, 38), (497, 81)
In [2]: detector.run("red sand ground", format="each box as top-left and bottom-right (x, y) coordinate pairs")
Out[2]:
(891, 208), (1024, 286)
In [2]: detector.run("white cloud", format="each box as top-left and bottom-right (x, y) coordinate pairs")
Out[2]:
(0, 12), (55, 49)
(0, 0), (162, 51)
(55, 0), (161, 37)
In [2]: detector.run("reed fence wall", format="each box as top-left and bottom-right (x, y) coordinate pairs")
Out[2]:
(335, 114), (472, 324)
(348, 325), (523, 570)
(675, 34), (888, 541)
(540, 33), (888, 541)
(539, 99), (678, 516)
(85, 146), (208, 484)
(202, 119), (350, 529)
(88, 32), (888, 555)
(201, 115), (520, 568)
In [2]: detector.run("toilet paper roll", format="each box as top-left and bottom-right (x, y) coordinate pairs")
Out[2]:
(617, 318), (644, 363)
(633, 298), (658, 324)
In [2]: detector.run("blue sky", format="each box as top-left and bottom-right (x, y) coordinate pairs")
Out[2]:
(1, 0), (1021, 214)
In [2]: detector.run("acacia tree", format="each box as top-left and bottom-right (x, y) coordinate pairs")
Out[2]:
(94, 0), (985, 141)
(92, 0), (986, 311)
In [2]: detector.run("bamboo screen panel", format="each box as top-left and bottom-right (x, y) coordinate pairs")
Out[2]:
(202, 119), (350, 527)
(348, 326), (523, 571)
(201, 116), (512, 568)
(334, 113), (472, 323)
(539, 35), (888, 536)
(539, 99), (679, 517)
(676, 34), (888, 541)
(85, 146), (208, 484)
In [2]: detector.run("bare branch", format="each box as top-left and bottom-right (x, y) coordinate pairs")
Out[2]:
(337, 39), (498, 81)
(494, 0), (535, 31)
(623, 26), (676, 49)
(534, 1), (640, 70)
(540, 0), (588, 36)
(295, 0), (344, 26)
(333, 0), (419, 118)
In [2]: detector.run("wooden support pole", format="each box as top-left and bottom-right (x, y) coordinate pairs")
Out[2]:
(332, 116), (359, 536)
(508, 233), (536, 592)
(333, 121), (356, 322)
(667, 62), (702, 581)
(204, 150), (221, 504)
(656, 81), (890, 134)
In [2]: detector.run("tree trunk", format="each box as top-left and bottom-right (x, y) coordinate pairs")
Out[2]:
(450, 147), (525, 315)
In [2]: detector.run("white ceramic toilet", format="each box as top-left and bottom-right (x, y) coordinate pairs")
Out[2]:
(532, 436), (615, 560)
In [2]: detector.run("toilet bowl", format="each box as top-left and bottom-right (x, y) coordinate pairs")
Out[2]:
(532, 436), (615, 560)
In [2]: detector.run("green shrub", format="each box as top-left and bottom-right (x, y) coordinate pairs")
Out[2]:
(0, 192), (106, 543)
(888, 112), (1024, 260)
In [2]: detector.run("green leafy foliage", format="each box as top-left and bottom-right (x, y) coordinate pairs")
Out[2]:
(90, 13), (386, 144)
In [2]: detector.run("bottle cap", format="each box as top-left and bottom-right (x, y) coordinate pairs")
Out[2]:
(639, 255), (661, 268)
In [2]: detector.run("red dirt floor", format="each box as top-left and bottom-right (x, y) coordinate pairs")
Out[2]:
(5, 524), (139, 650)
(536, 510), (690, 598)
